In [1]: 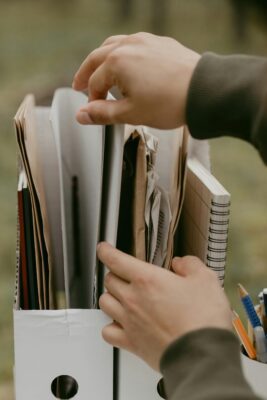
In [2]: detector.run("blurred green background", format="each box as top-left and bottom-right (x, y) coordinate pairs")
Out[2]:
(1, 0), (267, 398)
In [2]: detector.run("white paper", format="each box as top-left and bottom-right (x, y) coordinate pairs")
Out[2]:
(50, 88), (104, 308)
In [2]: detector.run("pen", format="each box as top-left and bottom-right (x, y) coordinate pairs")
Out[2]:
(238, 283), (262, 328)
(232, 310), (256, 360)
(254, 326), (267, 363)
(258, 292), (264, 317)
(263, 288), (267, 316)
(260, 289), (267, 334)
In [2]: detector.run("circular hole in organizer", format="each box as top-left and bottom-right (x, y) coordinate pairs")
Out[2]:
(157, 378), (167, 399)
(51, 375), (79, 399)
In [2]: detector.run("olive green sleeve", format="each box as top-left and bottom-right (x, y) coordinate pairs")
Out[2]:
(160, 328), (260, 400)
(186, 52), (267, 164)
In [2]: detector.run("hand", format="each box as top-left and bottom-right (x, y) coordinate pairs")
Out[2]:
(97, 242), (232, 371)
(73, 32), (200, 129)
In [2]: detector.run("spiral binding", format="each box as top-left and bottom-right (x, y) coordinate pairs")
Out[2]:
(207, 200), (230, 285)
(14, 201), (20, 308)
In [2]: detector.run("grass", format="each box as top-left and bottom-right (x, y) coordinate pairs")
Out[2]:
(1, 0), (267, 397)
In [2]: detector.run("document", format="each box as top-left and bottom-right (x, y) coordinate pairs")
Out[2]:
(50, 88), (105, 308)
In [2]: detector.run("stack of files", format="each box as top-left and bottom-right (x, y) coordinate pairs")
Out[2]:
(13, 87), (230, 400)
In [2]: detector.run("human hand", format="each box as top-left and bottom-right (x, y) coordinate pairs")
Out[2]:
(97, 242), (232, 371)
(73, 32), (200, 129)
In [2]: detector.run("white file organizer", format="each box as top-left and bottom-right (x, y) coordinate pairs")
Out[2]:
(13, 309), (113, 400)
(13, 88), (164, 400)
(118, 351), (163, 400)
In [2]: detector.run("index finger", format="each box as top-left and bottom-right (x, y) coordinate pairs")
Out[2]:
(73, 44), (115, 91)
(97, 242), (153, 282)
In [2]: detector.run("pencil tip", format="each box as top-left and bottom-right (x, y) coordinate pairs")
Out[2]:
(238, 283), (247, 297)
(232, 310), (238, 319)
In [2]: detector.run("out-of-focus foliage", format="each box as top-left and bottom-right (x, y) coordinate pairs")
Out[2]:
(0, 1), (267, 398)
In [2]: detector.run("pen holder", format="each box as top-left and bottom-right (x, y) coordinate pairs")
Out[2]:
(241, 347), (267, 399)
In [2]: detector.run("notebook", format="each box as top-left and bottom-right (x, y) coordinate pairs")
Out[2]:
(179, 157), (231, 284)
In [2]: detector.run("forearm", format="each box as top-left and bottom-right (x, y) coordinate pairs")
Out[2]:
(160, 328), (260, 400)
(186, 53), (267, 164)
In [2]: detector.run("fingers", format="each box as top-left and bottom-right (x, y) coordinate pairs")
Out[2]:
(73, 35), (128, 91)
(76, 98), (132, 125)
(97, 242), (153, 282)
(171, 256), (204, 277)
(99, 292), (126, 325)
(88, 62), (116, 101)
(102, 321), (131, 350)
(73, 43), (116, 91)
(104, 272), (129, 303)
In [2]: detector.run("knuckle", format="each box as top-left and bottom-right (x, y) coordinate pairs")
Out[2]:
(123, 292), (137, 312)
(133, 272), (153, 288)
(106, 252), (119, 270)
(128, 32), (148, 43)
(87, 49), (98, 65)
(89, 104), (107, 124)
(105, 35), (117, 43)
(106, 49), (123, 66)
(104, 272), (113, 286)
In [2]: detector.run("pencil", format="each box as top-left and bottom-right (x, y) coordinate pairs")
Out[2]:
(232, 310), (257, 360)
(238, 283), (262, 328)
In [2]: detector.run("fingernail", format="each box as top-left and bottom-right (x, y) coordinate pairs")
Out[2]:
(76, 111), (93, 124)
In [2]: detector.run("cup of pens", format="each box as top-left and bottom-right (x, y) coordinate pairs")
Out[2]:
(233, 285), (267, 399)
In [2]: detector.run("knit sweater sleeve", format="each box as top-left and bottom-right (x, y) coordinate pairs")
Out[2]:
(186, 52), (267, 164)
(160, 328), (261, 400)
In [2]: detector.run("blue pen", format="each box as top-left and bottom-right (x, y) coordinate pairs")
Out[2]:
(238, 283), (262, 328)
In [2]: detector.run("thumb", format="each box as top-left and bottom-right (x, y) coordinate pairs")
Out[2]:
(76, 98), (132, 125)
(171, 256), (201, 277)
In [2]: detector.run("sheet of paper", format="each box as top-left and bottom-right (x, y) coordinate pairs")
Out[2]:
(14, 98), (49, 309)
(34, 107), (64, 293)
(152, 186), (172, 266)
(50, 88), (105, 309)
(22, 177), (39, 309)
(144, 127), (188, 268)
(132, 130), (147, 261)
(99, 123), (124, 297)
(22, 96), (55, 305)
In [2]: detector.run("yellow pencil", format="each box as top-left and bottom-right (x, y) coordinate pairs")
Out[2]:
(232, 310), (257, 360)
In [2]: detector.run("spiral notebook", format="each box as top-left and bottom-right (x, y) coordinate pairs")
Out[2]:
(179, 157), (230, 284)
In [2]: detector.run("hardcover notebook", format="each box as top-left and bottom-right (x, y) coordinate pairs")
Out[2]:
(13, 87), (230, 400)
